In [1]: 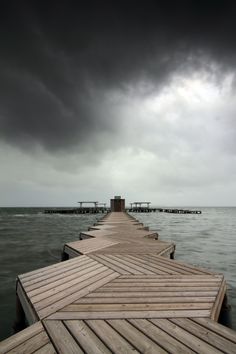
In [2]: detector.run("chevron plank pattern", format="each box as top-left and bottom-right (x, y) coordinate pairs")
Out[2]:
(1, 211), (234, 353)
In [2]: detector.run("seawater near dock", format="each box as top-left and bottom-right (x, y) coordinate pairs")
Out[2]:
(0, 199), (236, 353)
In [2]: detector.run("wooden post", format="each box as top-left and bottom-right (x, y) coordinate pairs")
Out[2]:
(219, 294), (232, 327)
(170, 245), (176, 259)
(61, 245), (69, 261)
(13, 294), (26, 333)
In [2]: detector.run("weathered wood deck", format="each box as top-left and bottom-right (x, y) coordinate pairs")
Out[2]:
(2, 317), (236, 354)
(1, 211), (236, 353)
(63, 212), (175, 258)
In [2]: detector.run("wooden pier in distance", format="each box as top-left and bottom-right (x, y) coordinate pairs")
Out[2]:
(44, 207), (109, 214)
(128, 207), (202, 214)
(1, 209), (236, 353)
(44, 206), (202, 214)
(128, 202), (202, 214)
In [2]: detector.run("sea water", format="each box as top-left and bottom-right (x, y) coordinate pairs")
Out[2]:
(0, 208), (99, 340)
(130, 207), (236, 330)
(0, 207), (235, 340)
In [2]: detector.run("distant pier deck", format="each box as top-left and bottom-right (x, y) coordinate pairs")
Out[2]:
(1, 212), (235, 353)
(44, 207), (109, 214)
(44, 207), (202, 214)
(128, 207), (202, 214)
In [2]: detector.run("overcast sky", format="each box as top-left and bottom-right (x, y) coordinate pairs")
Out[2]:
(1, 1), (236, 206)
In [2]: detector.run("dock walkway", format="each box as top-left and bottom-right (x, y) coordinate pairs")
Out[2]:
(1, 212), (236, 353)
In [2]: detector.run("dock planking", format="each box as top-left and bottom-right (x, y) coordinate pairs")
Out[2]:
(1, 317), (236, 353)
(1, 211), (236, 353)
(0, 322), (56, 354)
(63, 212), (175, 259)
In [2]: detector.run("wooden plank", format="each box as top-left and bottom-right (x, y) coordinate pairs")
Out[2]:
(48, 309), (211, 320)
(44, 320), (83, 354)
(146, 254), (213, 275)
(150, 319), (223, 354)
(19, 256), (89, 281)
(68, 239), (119, 254)
(38, 270), (119, 319)
(65, 320), (111, 354)
(0, 322), (43, 353)
(158, 245), (175, 257)
(91, 254), (138, 274)
(80, 239), (118, 248)
(171, 318), (236, 354)
(87, 290), (218, 298)
(92, 243), (175, 255)
(89, 225), (115, 230)
(125, 254), (184, 274)
(85, 319), (139, 353)
(32, 265), (108, 305)
(79, 229), (115, 238)
(25, 259), (100, 291)
(112, 275), (223, 282)
(107, 319), (168, 353)
(192, 317), (236, 344)
(63, 245), (81, 258)
(34, 342), (56, 354)
(96, 286), (220, 292)
(28, 262), (103, 297)
(118, 274), (222, 279)
(102, 281), (221, 288)
(134, 254), (198, 275)
(89, 254), (131, 274)
(35, 268), (115, 311)
(24, 259), (93, 290)
(129, 319), (195, 354)
(103, 254), (159, 274)
(76, 296), (215, 304)
(113, 254), (164, 274)
(100, 255), (144, 274)
(211, 280), (227, 321)
(22, 257), (94, 287)
(17, 282), (39, 324)
(6, 331), (50, 354)
(62, 302), (212, 312)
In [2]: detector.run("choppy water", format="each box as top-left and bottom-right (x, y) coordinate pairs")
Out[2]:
(0, 207), (235, 340)
(130, 207), (236, 330)
(0, 208), (99, 340)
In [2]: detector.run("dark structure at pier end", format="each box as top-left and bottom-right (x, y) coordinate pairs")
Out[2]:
(110, 195), (125, 212)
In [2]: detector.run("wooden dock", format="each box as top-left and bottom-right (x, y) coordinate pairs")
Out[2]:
(44, 207), (202, 214)
(63, 216), (175, 259)
(1, 211), (236, 353)
(128, 207), (202, 214)
(44, 207), (108, 214)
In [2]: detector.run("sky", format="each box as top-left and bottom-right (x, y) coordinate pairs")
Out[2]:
(1, 0), (236, 207)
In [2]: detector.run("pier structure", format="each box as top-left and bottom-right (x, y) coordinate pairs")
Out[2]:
(129, 204), (202, 214)
(129, 201), (151, 212)
(44, 198), (202, 214)
(97, 202), (107, 207)
(131, 201), (151, 208)
(78, 201), (99, 208)
(44, 205), (108, 215)
(1, 209), (236, 352)
(44, 206), (202, 214)
(110, 196), (125, 212)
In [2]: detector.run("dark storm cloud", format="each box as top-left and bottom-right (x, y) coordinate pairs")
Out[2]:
(1, 0), (236, 151)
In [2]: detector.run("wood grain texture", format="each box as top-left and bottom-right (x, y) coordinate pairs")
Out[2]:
(3, 211), (233, 354)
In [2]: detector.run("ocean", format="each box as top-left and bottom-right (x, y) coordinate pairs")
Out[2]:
(0, 207), (235, 340)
